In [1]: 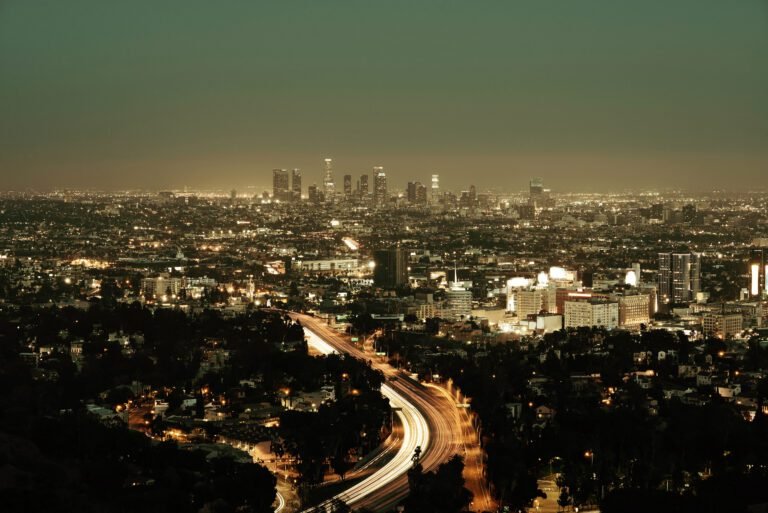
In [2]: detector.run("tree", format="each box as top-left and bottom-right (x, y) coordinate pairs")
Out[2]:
(404, 455), (472, 513)
(331, 450), (353, 481)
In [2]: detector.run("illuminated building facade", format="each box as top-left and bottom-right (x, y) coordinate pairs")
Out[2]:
(750, 249), (767, 298)
(373, 167), (387, 205)
(291, 169), (302, 200)
(658, 252), (701, 304)
(272, 169), (290, 201)
(564, 299), (619, 330)
(323, 158), (335, 200)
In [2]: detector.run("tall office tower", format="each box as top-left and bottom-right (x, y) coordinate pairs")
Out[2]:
(749, 249), (767, 298)
(431, 174), (439, 202)
(689, 253), (701, 299)
(291, 169), (302, 201)
(272, 169), (290, 201)
(373, 248), (408, 288)
(308, 184), (321, 203)
(343, 174), (352, 198)
(459, 191), (471, 208)
(658, 252), (701, 304)
(529, 177), (544, 199)
(407, 182), (418, 203)
(529, 177), (551, 208)
(360, 174), (369, 198)
(323, 158), (335, 200)
(469, 185), (477, 205)
(373, 167), (387, 205)
(416, 183), (427, 205)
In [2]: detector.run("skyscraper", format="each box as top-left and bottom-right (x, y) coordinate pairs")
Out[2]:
(373, 167), (387, 205)
(446, 284), (473, 320)
(272, 169), (290, 202)
(529, 177), (550, 208)
(291, 169), (302, 201)
(323, 158), (335, 200)
(343, 174), (352, 198)
(431, 174), (439, 203)
(360, 174), (369, 198)
(373, 248), (408, 288)
(658, 252), (701, 304)
(416, 183), (427, 205)
(749, 248), (767, 298)
(407, 181), (418, 203)
(529, 177), (544, 198)
(308, 184), (321, 203)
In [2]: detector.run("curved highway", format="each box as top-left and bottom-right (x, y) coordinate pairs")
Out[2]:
(294, 314), (462, 513)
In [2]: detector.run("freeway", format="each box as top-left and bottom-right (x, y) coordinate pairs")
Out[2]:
(293, 313), (467, 513)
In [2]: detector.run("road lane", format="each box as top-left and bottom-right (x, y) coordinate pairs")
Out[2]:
(294, 314), (464, 513)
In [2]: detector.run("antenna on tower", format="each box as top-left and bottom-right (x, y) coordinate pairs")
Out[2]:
(454, 257), (458, 284)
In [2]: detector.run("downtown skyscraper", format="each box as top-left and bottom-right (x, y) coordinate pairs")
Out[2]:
(291, 169), (302, 201)
(272, 169), (290, 202)
(323, 158), (335, 201)
(373, 167), (387, 206)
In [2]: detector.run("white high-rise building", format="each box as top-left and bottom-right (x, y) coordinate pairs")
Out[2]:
(373, 167), (387, 205)
(323, 158), (335, 200)
(446, 284), (472, 321)
(431, 174), (439, 202)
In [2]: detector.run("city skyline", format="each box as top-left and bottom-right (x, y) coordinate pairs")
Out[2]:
(5, 3), (768, 513)
(2, 1), (767, 191)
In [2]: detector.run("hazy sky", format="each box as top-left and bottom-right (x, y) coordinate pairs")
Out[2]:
(1, 1), (767, 192)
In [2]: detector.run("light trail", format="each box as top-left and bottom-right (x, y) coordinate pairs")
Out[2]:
(274, 491), (286, 513)
(302, 325), (430, 511)
(355, 433), (400, 473)
(304, 328), (339, 356)
(287, 314), (464, 512)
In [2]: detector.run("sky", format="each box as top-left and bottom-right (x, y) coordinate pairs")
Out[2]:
(1, 1), (767, 193)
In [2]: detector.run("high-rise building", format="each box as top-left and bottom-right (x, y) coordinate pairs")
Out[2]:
(749, 249), (767, 298)
(343, 174), (352, 198)
(564, 299), (619, 330)
(617, 293), (651, 328)
(291, 169), (302, 201)
(516, 289), (543, 319)
(407, 182), (419, 203)
(446, 284), (473, 321)
(529, 177), (551, 208)
(323, 158), (335, 200)
(272, 169), (290, 202)
(431, 174), (439, 202)
(529, 177), (544, 198)
(469, 185), (477, 205)
(373, 167), (387, 205)
(406, 182), (428, 205)
(360, 174), (369, 198)
(658, 252), (701, 304)
(308, 184), (321, 203)
(373, 248), (408, 288)
(416, 183), (427, 205)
